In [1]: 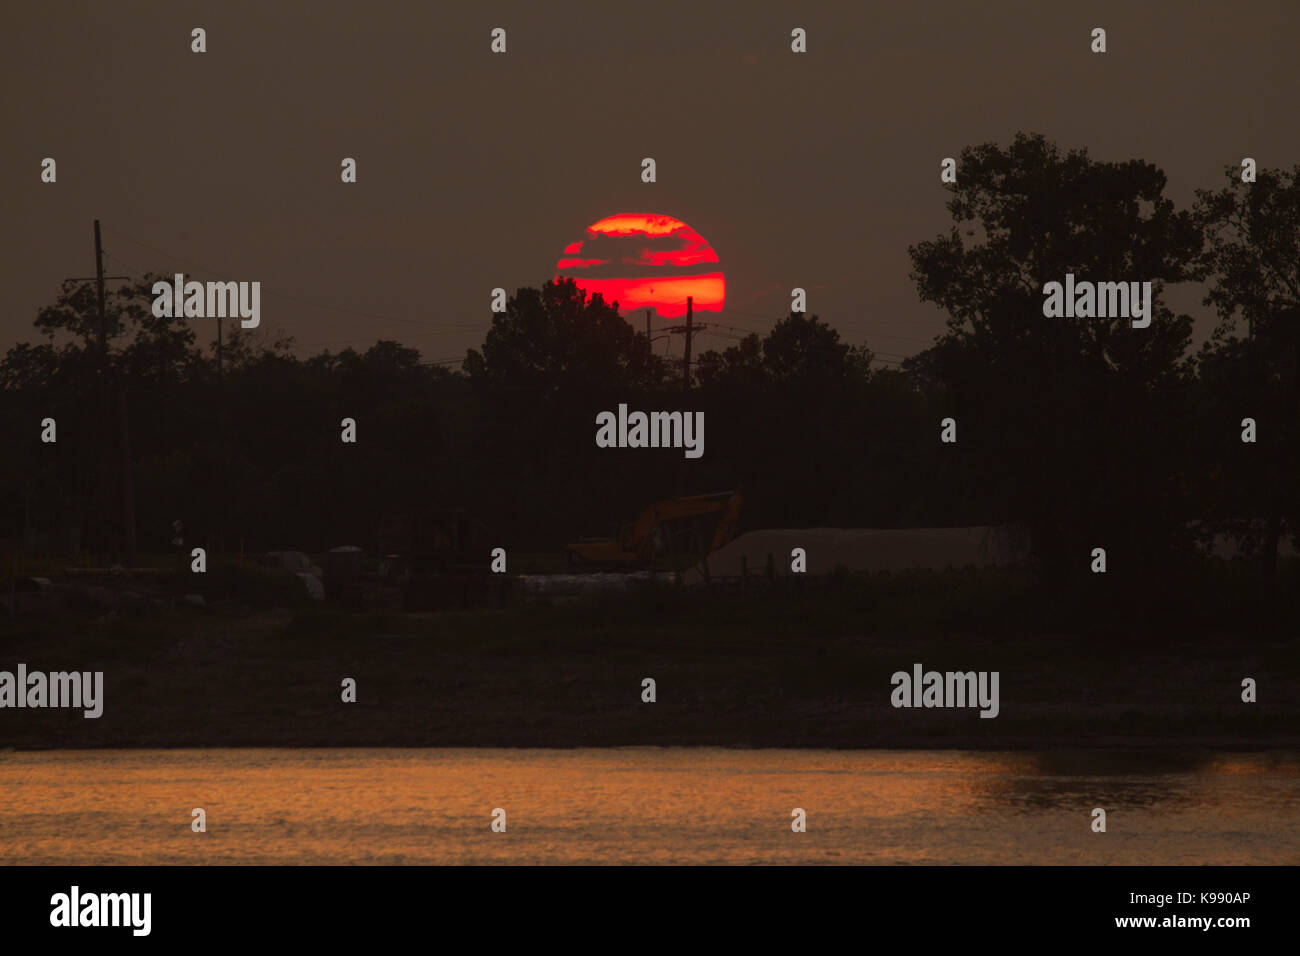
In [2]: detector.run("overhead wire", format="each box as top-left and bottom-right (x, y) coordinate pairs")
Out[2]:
(97, 245), (922, 370)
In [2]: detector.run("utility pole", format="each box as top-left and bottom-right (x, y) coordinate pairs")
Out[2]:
(671, 298), (698, 500)
(645, 309), (651, 361)
(96, 220), (116, 561)
(665, 296), (705, 389)
(120, 387), (136, 565)
(94, 220), (107, 356)
(68, 222), (126, 356)
(683, 296), (692, 388)
(69, 221), (129, 559)
(216, 301), (227, 555)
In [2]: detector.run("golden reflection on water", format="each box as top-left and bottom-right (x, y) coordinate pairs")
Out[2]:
(0, 749), (1296, 865)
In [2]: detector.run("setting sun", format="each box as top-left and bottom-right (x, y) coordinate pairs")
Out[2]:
(556, 213), (725, 319)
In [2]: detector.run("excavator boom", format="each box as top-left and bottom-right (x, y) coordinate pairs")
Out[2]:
(567, 492), (742, 568)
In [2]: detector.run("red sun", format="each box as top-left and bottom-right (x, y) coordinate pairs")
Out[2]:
(556, 213), (725, 319)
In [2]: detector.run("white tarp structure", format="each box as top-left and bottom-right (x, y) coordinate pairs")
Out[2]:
(687, 526), (1029, 584)
(261, 551), (324, 600)
(1190, 521), (1297, 560)
(262, 550), (321, 575)
(296, 572), (325, 601)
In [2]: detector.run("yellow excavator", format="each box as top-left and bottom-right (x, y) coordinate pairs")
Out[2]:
(565, 491), (743, 569)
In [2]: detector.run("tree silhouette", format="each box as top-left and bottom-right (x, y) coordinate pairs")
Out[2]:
(1196, 164), (1300, 583)
(908, 133), (1203, 590)
(463, 278), (671, 546)
(694, 313), (886, 528)
(464, 278), (664, 394)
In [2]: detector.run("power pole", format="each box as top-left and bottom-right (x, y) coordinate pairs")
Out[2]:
(683, 296), (692, 388)
(674, 297), (698, 500)
(94, 220), (108, 356)
(68, 222), (127, 356)
(665, 296), (705, 390)
(120, 387), (136, 565)
(96, 221), (116, 561)
(645, 309), (651, 361)
(69, 221), (128, 559)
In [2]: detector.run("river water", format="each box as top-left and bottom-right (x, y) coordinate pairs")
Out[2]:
(1, 748), (1296, 864)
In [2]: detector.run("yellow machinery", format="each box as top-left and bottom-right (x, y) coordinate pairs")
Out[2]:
(565, 492), (742, 568)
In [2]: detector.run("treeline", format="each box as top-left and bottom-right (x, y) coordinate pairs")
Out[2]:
(1, 134), (1297, 592)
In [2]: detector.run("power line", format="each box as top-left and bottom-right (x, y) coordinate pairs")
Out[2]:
(693, 328), (905, 367)
(100, 240), (925, 368)
(718, 305), (938, 354)
(685, 304), (931, 356)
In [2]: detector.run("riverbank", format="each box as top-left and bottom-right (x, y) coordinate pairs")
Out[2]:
(2, 570), (1296, 749)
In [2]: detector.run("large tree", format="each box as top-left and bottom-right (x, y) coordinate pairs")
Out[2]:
(464, 278), (664, 394)
(1196, 164), (1300, 584)
(907, 133), (1203, 589)
(463, 278), (671, 546)
(1, 275), (204, 556)
(694, 313), (887, 529)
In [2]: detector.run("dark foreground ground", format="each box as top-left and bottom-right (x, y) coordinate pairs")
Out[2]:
(1, 565), (1297, 749)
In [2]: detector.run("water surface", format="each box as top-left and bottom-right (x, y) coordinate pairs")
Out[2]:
(1, 748), (1296, 864)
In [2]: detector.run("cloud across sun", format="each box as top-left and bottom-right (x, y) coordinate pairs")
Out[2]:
(556, 214), (725, 319)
